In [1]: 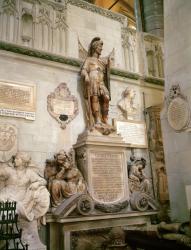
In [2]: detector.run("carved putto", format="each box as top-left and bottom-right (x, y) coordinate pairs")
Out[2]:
(117, 87), (137, 120)
(0, 152), (50, 221)
(47, 83), (79, 129)
(45, 149), (86, 207)
(80, 37), (115, 135)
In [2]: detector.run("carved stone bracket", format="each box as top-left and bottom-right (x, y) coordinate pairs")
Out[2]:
(130, 191), (149, 211)
(47, 83), (79, 129)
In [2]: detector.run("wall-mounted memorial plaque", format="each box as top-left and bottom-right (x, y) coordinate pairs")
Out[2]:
(0, 124), (17, 162)
(89, 150), (125, 203)
(168, 97), (190, 131)
(116, 120), (147, 148)
(47, 83), (79, 129)
(166, 85), (190, 132)
(0, 80), (36, 120)
(74, 133), (129, 213)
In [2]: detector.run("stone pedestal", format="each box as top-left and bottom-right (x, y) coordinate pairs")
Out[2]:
(45, 130), (158, 249)
(73, 131), (129, 212)
(19, 219), (46, 250)
(46, 211), (157, 250)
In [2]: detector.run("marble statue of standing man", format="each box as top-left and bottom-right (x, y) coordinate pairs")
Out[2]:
(81, 37), (115, 135)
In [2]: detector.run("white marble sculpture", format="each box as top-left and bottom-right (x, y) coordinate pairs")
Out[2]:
(0, 123), (17, 162)
(0, 152), (50, 250)
(117, 87), (137, 120)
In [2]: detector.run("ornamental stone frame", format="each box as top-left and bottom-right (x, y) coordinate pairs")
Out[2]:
(47, 82), (79, 129)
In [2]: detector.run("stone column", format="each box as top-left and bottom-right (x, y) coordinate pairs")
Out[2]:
(142, 0), (164, 37)
(161, 0), (191, 222)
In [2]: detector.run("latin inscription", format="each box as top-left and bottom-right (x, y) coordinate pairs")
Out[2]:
(117, 121), (147, 147)
(0, 109), (35, 120)
(0, 81), (36, 120)
(52, 99), (74, 115)
(90, 151), (124, 203)
(0, 85), (31, 106)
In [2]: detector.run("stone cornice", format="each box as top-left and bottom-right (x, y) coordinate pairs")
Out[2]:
(19, 0), (126, 23)
(111, 68), (140, 80)
(0, 41), (82, 67)
(143, 32), (164, 42)
(144, 76), (164, 86)
(67, 0), (126, 24)
(0, 41), (164, 86)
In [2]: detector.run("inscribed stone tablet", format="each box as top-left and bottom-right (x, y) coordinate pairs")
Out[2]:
(0, 80), (36, 120)
(52, 99), (75, 116)
(167, 97), (190, 131)
(116, 120), (147, 148)
(89, 150), (125, 203)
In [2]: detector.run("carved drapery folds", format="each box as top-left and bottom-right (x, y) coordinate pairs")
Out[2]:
(0, 0), (67, 55)
(0, 151), (50, 248)
(0, 123), (17, 162)
(45, 149), (86, 208)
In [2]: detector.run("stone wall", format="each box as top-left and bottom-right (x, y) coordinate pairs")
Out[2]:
(0, 0), (164, 173)
(161, 0), (191, 221)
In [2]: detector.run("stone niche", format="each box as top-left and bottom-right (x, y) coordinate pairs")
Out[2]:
(74, 131), (129, 213)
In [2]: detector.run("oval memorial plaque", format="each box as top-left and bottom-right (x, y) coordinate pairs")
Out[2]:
(47, 83), (79, 129)
(167, 97), (190, 131)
